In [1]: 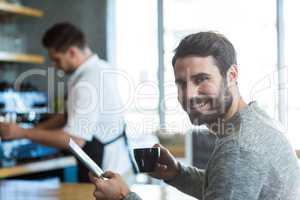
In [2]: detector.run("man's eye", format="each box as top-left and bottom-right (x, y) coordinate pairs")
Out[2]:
(195, 76), (209, 84)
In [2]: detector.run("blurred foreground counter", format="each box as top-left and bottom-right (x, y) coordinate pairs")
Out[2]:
(0, 180), (196, 200)
(0, 179), (94, 200)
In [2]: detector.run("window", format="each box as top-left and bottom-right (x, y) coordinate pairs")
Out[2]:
(163, 0), (277, 133)
(115, 0), (160, 136)
(285, 0), (300, 148)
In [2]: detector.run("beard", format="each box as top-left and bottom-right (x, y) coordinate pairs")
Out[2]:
(185, 82), (233, 126)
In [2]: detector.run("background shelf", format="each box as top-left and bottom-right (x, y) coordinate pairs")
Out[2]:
(0, 51), (45, 64)
(0, 156), (77, 178)
(0, 2), (43, 17)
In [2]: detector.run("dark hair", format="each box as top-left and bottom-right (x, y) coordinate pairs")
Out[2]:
(172, 31), (237, 77)
(42, 22), (86, 52)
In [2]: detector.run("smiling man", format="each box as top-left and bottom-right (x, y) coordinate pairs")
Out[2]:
(89, 31), (300, 200)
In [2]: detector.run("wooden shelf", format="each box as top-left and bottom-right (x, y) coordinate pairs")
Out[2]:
(0, 51), (45, 64)
(0, 156), (77, 179)
(0, 2), (43, 17)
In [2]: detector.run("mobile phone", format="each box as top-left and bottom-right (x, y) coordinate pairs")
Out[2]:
(68, 138), (104, 179)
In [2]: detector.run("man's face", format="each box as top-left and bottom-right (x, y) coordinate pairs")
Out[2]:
(48, 48), (74, 73)
(174, 56), (233, 125)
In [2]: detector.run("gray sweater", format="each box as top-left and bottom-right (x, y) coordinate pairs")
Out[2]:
(125, 102), (300, 200)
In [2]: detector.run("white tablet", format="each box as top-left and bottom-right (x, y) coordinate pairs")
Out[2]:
(68, 138), (104, 179)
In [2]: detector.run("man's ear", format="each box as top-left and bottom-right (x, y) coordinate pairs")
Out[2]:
(226, 65), (238, 86)
(67, 46), (77, 58)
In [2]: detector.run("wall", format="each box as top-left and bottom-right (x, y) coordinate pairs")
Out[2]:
(6, 0), (108, 93)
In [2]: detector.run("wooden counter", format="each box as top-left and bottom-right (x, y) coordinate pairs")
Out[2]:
(0, 180), (94, 200)
(296, 150), (300, 159)
(0, 181), (196, 200)
(59, 183), (95, 200)
(0, 156), (77, 179)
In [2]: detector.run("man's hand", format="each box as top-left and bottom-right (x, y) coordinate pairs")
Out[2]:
(89, 171), (130, 200)
(149, 144), (181, 182)
(0, 123), (25, 140)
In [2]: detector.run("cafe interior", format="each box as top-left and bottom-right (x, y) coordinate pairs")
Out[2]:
(0, 0), (299, 199)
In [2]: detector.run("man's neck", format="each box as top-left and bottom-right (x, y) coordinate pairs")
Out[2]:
(224, 96), (247, 121)
(208, 96), (247, 136)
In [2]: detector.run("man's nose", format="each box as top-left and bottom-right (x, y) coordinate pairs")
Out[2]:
(186, 83), (200, 99)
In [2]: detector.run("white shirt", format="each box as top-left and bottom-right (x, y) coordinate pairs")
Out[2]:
(64, 55), (132, 175)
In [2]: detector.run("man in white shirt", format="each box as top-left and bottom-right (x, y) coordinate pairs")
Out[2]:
(0, 22), (136, 181)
